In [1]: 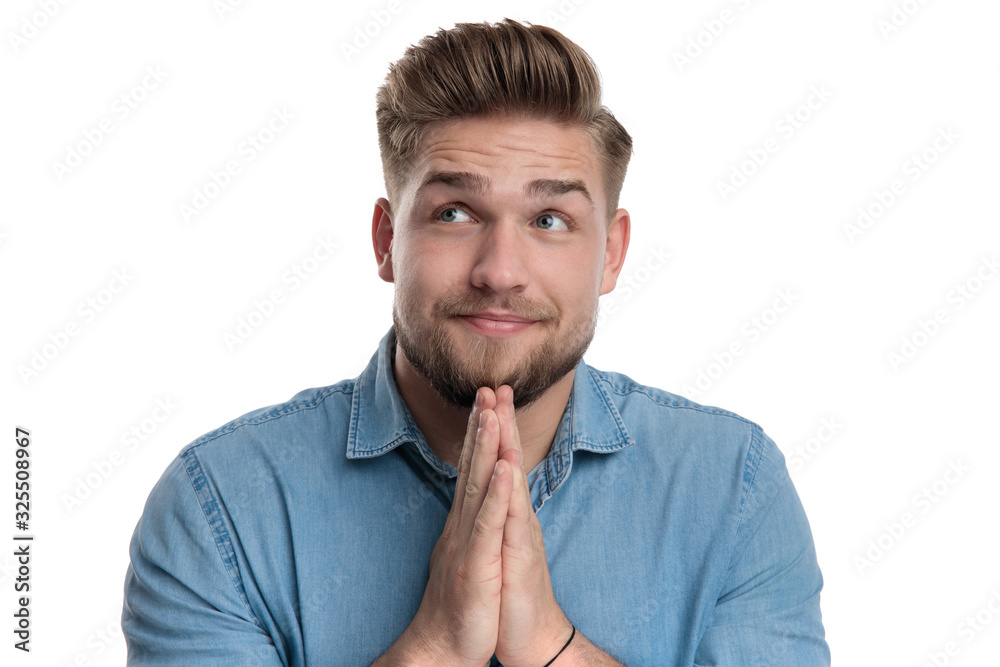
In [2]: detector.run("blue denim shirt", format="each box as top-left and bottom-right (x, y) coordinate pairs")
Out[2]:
(122, 326), (830, 665)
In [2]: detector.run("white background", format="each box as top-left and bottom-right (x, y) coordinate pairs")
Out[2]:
(2, 0), (999, 665)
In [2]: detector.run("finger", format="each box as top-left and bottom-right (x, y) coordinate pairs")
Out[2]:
(460, 407), (503, 532)
(453, 387), (496, 518)
(502, 448), (533, 561)
(466, 457), (513, 577)
(495, 387), (524, 477)
(495, 389), (534, 561)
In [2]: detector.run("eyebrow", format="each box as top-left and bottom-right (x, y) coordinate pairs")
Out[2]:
(415, 171), (491, 199)
(525, 178), (593, 208)
(415, 171), (594, 209)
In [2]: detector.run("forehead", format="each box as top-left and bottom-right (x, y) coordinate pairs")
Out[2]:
(404, 115), (603, 200)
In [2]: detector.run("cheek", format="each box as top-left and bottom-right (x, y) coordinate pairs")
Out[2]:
(393, 234), (432, 279)
(399, 245), (468, 302)
(553, 253), (602, 292)
(412, 238), (471, 279)
(538, 263), (597, 318)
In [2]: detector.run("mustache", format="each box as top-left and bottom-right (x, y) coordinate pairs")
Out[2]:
(435, 293), (557, 321)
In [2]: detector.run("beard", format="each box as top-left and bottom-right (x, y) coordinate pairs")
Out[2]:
(392, 284), (598, 410)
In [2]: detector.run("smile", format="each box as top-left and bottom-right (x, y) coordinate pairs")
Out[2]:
(457, 314), (538, 336)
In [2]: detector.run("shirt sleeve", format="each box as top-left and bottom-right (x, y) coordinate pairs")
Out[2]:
(693, 426), (831, 666)
(121, 452), (285, 666)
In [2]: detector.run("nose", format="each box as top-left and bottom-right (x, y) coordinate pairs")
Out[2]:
(469, 219), (529, 295)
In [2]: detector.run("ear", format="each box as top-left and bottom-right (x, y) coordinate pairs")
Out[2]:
(372, 197), (395, 283)
(599, 208), (631, 296)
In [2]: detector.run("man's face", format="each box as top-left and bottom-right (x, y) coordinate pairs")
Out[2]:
(377, 115), (628, 410)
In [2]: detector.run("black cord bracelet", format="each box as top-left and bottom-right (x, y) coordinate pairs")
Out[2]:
(542, 624), (575, 666)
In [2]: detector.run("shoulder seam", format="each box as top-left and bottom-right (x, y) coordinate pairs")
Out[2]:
(736, 422), (766, 532)
(590, 368), (756, 427)
(720, 423), (781, 584)
(180, 447), (269, 632)
(185, 383), (355, 453)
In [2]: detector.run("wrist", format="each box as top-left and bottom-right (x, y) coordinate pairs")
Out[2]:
(548, 629), (624, 667)
(374, 624), (446, 667)
(392, 623), (492, 667)
(541, 623), (575, 666)
(503, 617), (575, 667)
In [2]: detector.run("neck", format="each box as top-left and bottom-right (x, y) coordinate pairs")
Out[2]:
(391, 341), (575, 476)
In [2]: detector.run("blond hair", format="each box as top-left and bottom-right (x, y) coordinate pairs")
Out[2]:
(375, 18), (633, 220)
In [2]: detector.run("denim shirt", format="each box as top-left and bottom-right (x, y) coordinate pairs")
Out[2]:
(122, 327), (830, 666)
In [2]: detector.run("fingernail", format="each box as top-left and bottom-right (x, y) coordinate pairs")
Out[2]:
(493, 461), (503, 478)
(479, 412), (485, 429)
(517, 452), (523, 468)
(474, 391), (482, 409)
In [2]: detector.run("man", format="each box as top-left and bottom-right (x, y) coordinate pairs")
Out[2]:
(122, 19), (831, 666)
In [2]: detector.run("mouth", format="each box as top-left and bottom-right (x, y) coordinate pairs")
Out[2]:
(457, 312), (539, 336)
(462, 311), (536, 323)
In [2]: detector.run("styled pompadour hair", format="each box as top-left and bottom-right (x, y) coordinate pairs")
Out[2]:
(375, 18), (633, 220)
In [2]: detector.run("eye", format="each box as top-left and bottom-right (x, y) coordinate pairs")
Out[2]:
(437, 207), (472, 223)
(535, 212), (570, 231)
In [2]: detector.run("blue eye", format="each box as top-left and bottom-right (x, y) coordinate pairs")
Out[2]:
(438, 207), (472, 222)
(536, 213), (569, 231)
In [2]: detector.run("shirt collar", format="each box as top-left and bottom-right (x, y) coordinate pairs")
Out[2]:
(346, 326), (635, 477)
